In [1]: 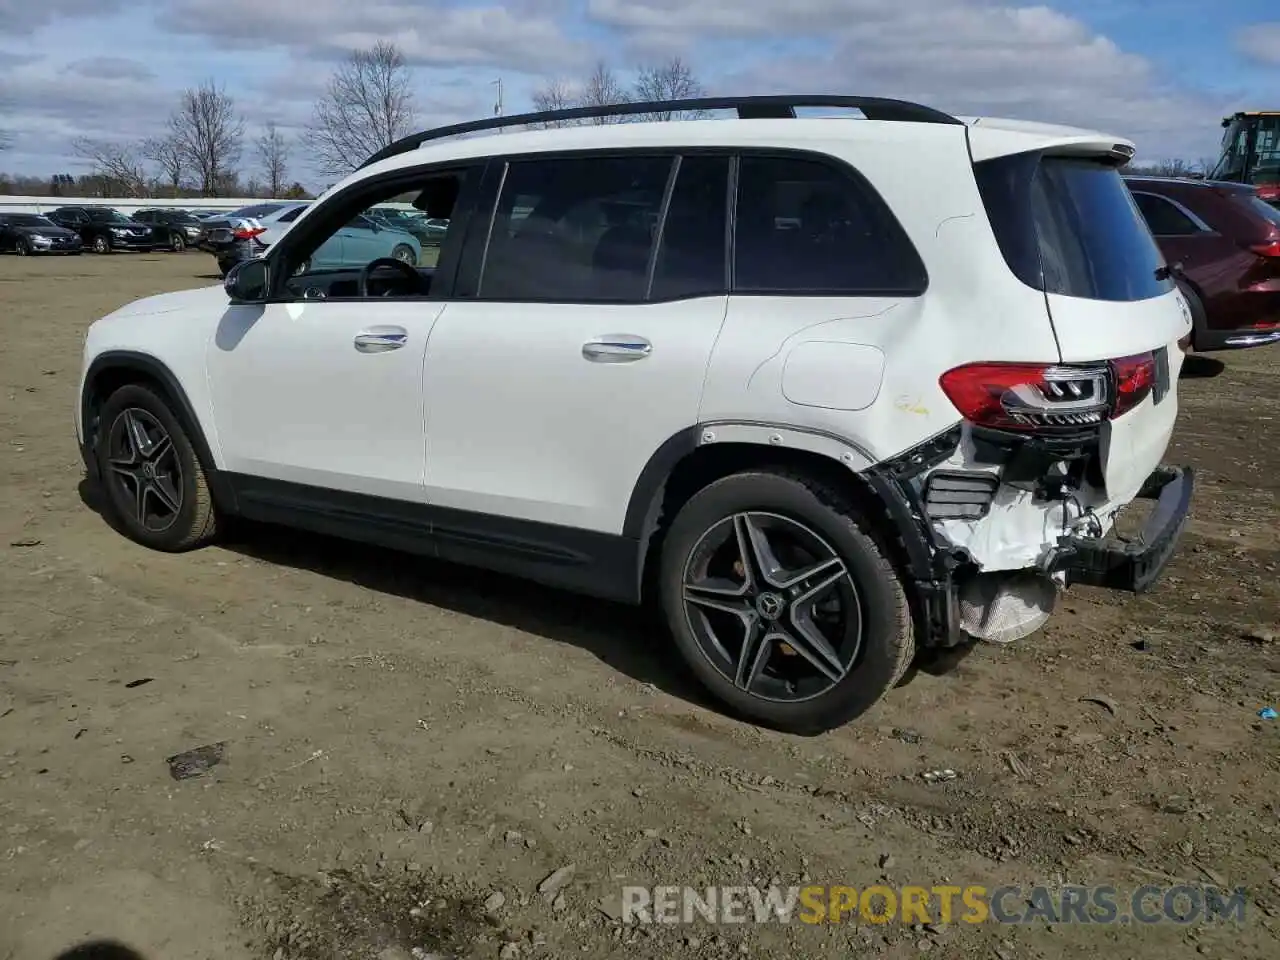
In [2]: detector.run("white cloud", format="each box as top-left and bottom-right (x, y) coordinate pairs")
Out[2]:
(160, 0), (588, 73)
(0, 0), (123, 37)
(1234, 22), (1280, 66)
(589, 0), (1232, 160)
(67, 56), (155, 81)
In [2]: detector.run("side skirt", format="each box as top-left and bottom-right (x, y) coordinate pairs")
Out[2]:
(223, 473), (643, 605)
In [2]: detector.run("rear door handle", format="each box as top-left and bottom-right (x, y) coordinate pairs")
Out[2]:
(582, 334), (652, 363)
(354, 327), (408, 353)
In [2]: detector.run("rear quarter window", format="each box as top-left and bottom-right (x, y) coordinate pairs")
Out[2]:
(975, 154), (1173, 302)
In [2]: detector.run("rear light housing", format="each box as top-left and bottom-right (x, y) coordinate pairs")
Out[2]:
(232, 226), (266, 241)
(939, 354), (1157, 433)
(1249, 240), (1280, 258)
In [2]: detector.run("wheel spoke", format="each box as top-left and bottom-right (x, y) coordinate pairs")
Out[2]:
(133, 476), (149, 524)
(149, 475), (181, 514)
(123, 409), (151, 458)
(735, 513), (789, 588)
(792, 564), (848, 606)
(146, 433), (173, 466)
(107, 458), (141, 479)
(775, 620), (845, 684)
(734, 619), (771, 691)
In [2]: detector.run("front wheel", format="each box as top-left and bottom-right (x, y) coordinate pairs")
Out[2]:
(170, 233), (186, 252)
(659, 470), (914, 735)
(391, 243), (417, 266)
(94, 384), (219, 552)
(15, 238), (30, 256)
(92, 235), (111, 254)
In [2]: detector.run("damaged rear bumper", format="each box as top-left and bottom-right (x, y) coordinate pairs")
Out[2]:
(1045, 465), (1194, 592)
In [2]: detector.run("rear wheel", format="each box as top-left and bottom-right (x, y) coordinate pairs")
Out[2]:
(94, 384), (219, 552)
(1177, 280), (1207, 350)
(659, 470), (914, 734)
(92, 235), (111, 254)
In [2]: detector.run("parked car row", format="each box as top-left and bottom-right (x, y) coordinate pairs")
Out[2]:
(200, 200), (438, 277)
(0, 206), (218, 256)
(1126, 175), (1280, 350)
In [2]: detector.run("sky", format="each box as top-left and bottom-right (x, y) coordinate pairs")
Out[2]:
(0, 0), (1277, 187)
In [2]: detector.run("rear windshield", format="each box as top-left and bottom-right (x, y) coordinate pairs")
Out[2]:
(1237, 192), (1280, 229)
(975, 154), (1173, 302)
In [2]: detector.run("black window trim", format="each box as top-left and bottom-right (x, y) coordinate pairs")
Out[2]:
(454, 144), (924, 306)
(259, 159), (486, 303)
(1130, 189), (1215, 237)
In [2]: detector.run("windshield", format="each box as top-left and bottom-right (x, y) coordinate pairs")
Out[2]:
(6, 214), (57, 227)
(88, 209), (133, 223)
(975, 153), (1172, 302)
(1211, 116), (1280, 184)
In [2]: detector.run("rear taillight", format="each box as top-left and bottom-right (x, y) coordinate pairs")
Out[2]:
(1249, 240), (1280, 258)
(232, 226), (266, 241)
(939, 354), (1156, 432)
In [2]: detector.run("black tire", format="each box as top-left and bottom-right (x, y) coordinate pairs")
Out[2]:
(391, 243), (417, 265)
(92, 235), (111, 254)
(659, 469), (914, 735)
(170, 233), (186, 253)
(15, 238), (30, 256)
(1177, 280), (1207, 351)
(94, 383), (219, 552)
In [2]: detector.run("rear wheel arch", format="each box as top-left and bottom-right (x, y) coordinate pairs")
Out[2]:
(627, 426), (907, 602)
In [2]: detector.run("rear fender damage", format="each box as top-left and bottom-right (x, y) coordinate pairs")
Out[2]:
(865, 424), (1193, 648)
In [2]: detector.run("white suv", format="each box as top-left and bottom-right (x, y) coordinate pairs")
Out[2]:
(75, 95), (1195, 734)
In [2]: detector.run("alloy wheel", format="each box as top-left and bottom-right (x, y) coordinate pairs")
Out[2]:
(16, 239), (29, 256)
(105, 408), (184, 533)
(93, 236), (109, 254)
(681, 512), (862, 703)
(392, 244), (416, 265)
(171, 234), (185, 252)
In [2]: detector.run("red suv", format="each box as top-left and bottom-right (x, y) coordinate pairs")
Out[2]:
(1126, 177), (1280, 350)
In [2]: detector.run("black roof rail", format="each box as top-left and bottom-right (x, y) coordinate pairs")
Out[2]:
(358, 94), (961, 169)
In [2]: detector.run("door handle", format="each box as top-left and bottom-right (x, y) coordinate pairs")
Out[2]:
(353, 328), (408, 353)
(582, 335), (652, 363)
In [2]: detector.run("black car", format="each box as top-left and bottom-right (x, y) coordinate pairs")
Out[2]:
(132, 208), (207, 252)
(0, 213), (83, 255)
(46, 206), (155, 254)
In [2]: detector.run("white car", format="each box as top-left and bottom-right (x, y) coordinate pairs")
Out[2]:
(75, 95), (1194, 733)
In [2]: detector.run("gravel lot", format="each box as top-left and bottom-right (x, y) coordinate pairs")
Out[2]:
(1, 253), (1278, 960)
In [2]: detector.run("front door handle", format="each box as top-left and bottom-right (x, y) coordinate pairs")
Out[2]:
(582, 334), (652, 363)
(354, 327), (408, 353)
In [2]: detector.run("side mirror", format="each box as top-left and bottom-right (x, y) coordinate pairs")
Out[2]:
(224, 258), (269, 302)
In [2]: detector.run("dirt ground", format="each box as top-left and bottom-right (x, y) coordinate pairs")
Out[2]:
(1, 252), (1278, 960)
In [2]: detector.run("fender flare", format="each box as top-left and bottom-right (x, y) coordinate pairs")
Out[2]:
(621, 420), (878, 543)
(81, 350), (219, 473)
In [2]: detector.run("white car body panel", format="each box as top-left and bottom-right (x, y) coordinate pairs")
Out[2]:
(422, 297), (729, 533)
(206, 300), (445, 502)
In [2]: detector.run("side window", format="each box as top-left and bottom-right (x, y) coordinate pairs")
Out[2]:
(650, 154), (730, 300)
(278, 207), (304, 223)
(1133, 193), (1202, 236)
(479, 154), (673, 302)
(277, 169), (470, 299)
(733, 155), (927, 295)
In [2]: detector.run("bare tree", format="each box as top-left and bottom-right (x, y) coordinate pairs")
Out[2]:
(169, 81), (244, 196)
(578, 61), (630, 123)
(256, 121), (290, 197)
(72, 138), (149, 196)
(305, 41), (417, 177)
(633, 56), (707, 120)
(142, 134), (185, 197)
(530, 79), (577, 128)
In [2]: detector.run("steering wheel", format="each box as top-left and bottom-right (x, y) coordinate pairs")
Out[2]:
(358, 257), (421, 297)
